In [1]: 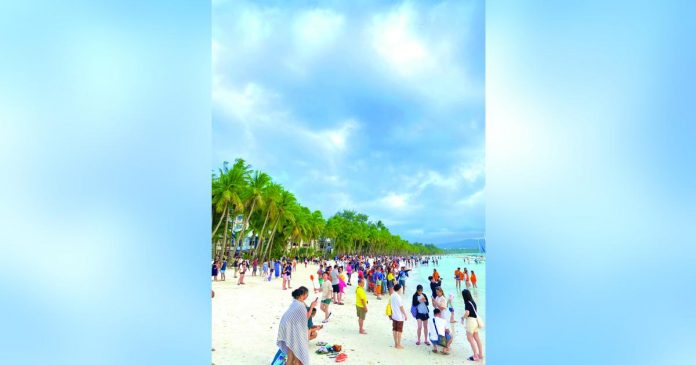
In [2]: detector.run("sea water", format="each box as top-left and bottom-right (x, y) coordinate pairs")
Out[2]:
(408, 255), (486, 319)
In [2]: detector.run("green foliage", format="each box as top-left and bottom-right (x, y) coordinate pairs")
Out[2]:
(211, 160), (444, 259)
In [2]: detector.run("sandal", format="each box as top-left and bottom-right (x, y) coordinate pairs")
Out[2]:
(432, 349), (439, 354)
(335, 353), (348, 362)
(425, 341), (431, 345)
(416, 341), (421, 345)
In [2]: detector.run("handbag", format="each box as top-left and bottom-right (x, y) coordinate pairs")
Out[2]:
(432, 318), (447, 347)
(410, 305), (418, 318)
(469, 301), (485, 329)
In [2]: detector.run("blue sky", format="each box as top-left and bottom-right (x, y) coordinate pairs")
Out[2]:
(212, 0), (484, 245)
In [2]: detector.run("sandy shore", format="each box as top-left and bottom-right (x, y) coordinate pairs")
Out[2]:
(212, 263), (485, 364)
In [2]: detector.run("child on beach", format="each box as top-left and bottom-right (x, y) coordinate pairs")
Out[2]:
(307, 308), (322, 341)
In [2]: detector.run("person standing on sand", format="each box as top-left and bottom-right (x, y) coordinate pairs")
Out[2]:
(285, 262), (293, 289)
(338, 267), (346, 299)
(471, 271), (477, 288)
(412, 285), (431, 346)
(346, 263), (352, 286)
(461, 289), (484, 361)
(237, 261), (246, 285)
(277, 286), (316, 365)
(433, 269), (440, 282)
(330, 266), (342, 304)
(390, 283), (408, 349)
(320, 272), (333, 323)
(212, 260), (219, 281)
(355, 276), (368, 334)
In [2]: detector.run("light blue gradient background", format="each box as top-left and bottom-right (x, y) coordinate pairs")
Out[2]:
(0, 1), (211, 364)
(2, 1), (695, 365)
(488, 1), (696, 364)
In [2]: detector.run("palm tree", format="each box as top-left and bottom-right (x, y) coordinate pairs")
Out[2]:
(211, 159), (249, 257)
(232, 170), (270, 255)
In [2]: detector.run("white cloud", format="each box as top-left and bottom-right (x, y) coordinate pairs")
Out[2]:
(457, 189), (484, 206)
(293, 9), (345, 55)
(369, 4), (429, 77)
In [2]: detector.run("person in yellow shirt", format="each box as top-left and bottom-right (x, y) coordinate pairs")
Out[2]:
(355, 276), (368, 334)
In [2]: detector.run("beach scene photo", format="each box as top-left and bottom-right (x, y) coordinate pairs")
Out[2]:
(212, 1), (484, 364)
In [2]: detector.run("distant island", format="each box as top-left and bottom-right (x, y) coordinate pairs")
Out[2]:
(437, 238), (486, 254)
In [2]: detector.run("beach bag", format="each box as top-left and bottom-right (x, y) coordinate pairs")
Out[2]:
(432, 318), (447, 347)
(385, 302), (392, 317)
(410, 305), (418, 318)
(469, 301), (485, 329)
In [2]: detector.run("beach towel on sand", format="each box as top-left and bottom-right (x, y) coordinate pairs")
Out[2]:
(277, 300), (310, 365)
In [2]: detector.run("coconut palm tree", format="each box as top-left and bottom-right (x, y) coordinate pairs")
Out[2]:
(231, 170), (270, 255)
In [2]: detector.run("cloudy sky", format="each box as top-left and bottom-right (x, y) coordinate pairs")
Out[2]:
(212, 0), (484, 245)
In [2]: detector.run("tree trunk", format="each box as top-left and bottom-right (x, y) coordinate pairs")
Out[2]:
(232, 199), (256, 256)
(219, 209), (230, 259)
(211, 202), (228, 239)
(252, 208), (271, 258)
(263, 217), (281, 261)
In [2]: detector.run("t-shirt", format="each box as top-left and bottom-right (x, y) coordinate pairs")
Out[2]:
(390, 292), (405, 321)
(331, 270), (339, 285)
(465, 300), (478, 318)
(321, 281), (333, 300)
(398, 270), (408, 281)
(412, 292), (429, 314)
(433, 272), (440, 281)
(433, 295), (447, 311)
(374, 271), (384, 282)
(387, 273), (395, 282)
(221, 261), (227, 270)
(355, 285), (367, 308)
(428, 316), (449, 341)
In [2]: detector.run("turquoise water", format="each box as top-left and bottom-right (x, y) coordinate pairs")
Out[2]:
(408, 255), (486, 318)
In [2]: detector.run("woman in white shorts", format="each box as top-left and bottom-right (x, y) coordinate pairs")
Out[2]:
(460, 289), (483, 361)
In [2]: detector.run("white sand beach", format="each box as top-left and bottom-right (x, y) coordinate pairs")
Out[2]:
(212, 262), (485, 364)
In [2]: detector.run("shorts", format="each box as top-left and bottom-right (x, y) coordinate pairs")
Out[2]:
(356, 306), (367, 320)
(466, 317), (480, 333)
(332, 284), (339, 293)
(415, 312), (430, 321)
(322, 299), (332, 305)
(220, 270), (226, 273)
(391, 320), (404, 332)
(399, 280), (405, 287)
